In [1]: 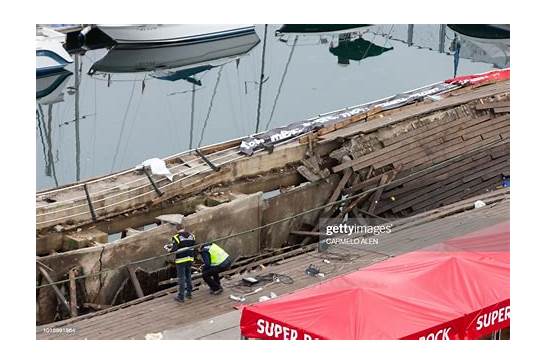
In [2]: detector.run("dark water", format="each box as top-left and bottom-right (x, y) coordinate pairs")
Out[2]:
(36, 24), (509, 190)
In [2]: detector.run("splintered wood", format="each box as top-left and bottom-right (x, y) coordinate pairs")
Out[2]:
(327, 93), (509, 217)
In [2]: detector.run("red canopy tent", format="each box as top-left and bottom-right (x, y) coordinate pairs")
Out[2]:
(240, 222), (510, 340)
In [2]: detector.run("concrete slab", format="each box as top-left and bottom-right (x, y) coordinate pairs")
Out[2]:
(156, 214), (185, 226)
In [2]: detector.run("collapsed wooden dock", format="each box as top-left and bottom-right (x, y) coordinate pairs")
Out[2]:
(36, 70), (510, 328)
(37, 191), (509, 339)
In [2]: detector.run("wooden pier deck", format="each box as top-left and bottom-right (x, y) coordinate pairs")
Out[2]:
(36, 80), (509, 234)
(37, 191), (509, 340)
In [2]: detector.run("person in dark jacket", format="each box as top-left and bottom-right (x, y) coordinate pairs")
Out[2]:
(199, 242), (232, 295)
(165, 229), (196, 303)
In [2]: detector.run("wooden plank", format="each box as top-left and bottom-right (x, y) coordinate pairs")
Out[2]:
(332, 114), (486, 173)
(412, 178), (484, 211)
(344, 173), (384, 194)
(376, 144), (503, 213)
(494, 107), (510, 113)
(320, 81), (509, 142)
(462, 117), (510, 141)
(475, 101), (510, 110)
(481, 125), (510, 140)
(379, 115), (505, 171)
(340, 167), (375, 215)
(374, 136), (466, 170)
(384, 156), (497, 214)
(364, 115), (497, 173)
(68, 268), (78, 318)
(322, 167), (353, 216)
(385, 154), (493, 200)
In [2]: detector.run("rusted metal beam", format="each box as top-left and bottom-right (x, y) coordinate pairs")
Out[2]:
(195, 149), (220, 172)
(142, 168), (164, 197)
(83, 184), (97, 222)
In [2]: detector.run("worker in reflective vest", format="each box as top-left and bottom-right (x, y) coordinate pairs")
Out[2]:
(199, 242), (232, 295)
(164, 230), (196, 303)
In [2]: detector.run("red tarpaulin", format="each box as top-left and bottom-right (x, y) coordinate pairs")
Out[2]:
(445, 68), (510, 86)
(240, 222), (510, 340)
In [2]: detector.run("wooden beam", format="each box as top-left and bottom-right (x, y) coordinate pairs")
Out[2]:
(38, 266), (71, 313)
(127, 266), (144, 298)
(68, 267), (79, 318)
(368, 171), (396, 214)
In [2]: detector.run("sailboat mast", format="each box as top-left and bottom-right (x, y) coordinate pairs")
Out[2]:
(255, 24), (268, 133)
(74, 53), (81, 182)
(189, 83), (195, 149)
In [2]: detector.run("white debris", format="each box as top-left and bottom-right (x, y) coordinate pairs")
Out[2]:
(136, 158), (174, 181)
(474, 200), (486, 209)
(258, 295), (271, 302)
(230, 294), (245, 302)
(145, 332), (163, 340)
(270, 292), (277, 299)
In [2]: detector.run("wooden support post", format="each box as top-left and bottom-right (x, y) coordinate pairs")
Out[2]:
(68, 267), (79, 317)
(340, 167), (375, 217)
(322, 158), (353, 217)
(368, 167), (401, 214)
(367, 173), (392, 215)
(127, 266), (144, 298)
(38, 266), (71, 313)
(299, 165), (353, 246)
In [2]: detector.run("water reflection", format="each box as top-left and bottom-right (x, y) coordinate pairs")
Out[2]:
(36, 24), (509, 191)
(36, 69), (73, 104)
(329, 34), (393, 65)
(367, 24), (510, 76)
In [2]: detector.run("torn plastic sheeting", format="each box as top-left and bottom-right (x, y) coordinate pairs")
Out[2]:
(136, 158), (174, 181)
(238, 81), (457, 156)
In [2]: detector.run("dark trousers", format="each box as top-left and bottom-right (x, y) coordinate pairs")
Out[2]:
(202, 258), (231, 291)
(176, 262), (193, 299)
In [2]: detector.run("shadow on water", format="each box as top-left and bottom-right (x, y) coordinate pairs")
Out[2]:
(36, 24), (509, 190)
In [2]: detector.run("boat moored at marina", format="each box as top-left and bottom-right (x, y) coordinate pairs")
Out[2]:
(88, 28), (260, 74)
(96, 24), (256, 45)
(36, 28), (73, 77)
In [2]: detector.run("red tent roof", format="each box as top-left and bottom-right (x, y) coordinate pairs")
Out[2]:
(240, 222), (510, 340)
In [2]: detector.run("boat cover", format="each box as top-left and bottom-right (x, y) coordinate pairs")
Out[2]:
(240, 222), (510, 340)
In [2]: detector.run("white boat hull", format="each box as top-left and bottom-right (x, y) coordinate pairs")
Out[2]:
(36, 38), (73, 76)
(97, 24), (255, 44)
(89, 29), (260, 74)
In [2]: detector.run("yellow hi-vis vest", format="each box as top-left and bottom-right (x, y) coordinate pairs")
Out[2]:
(208, 243), (229, 266)
(172, 234), (194, 264)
